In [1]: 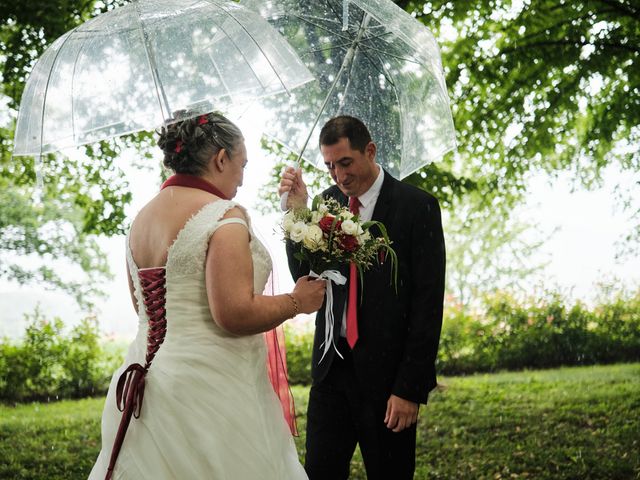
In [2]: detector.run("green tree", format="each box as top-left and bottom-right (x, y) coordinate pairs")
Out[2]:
(2, 0), (638, 306)
(403, 0), (639, 252)
(443, 204), (552, 307)
(0, 0), (149, 305)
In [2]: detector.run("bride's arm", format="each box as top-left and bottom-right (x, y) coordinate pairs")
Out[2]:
(205, 208), (325, 336)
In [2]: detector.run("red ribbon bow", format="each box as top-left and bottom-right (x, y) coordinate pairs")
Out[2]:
(115, 363), (147, 417)
(105, 363), (147, 479)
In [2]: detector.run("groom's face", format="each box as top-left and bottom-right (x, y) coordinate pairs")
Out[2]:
(321, 137), (378, 198)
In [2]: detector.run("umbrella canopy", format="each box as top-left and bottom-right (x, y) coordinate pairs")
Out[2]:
(243, 0), (456, 179)
(13, 0), (313, 157)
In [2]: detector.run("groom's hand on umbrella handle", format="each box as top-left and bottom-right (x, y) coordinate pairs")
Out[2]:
(279, 166), (308, 210)
(384, 394), (419, 433)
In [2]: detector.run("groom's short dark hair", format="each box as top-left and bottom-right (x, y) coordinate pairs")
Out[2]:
(319, 116), (372, 153)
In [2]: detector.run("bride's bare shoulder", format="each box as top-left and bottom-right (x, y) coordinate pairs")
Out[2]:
(129, 190), (226, 266)
(220, 205), (248, 222)
(135, 189), (219, 226)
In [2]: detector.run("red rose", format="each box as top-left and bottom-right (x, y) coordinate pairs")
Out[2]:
(318, 215), (341, 234)
(339, 234), (359, 252)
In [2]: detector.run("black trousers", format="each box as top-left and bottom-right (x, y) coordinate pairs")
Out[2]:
(304, 338), (417, 480)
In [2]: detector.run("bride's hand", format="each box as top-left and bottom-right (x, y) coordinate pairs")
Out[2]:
(291, 276), (326, 313)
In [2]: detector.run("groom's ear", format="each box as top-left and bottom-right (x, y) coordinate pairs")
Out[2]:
(365, 141), (376, 161)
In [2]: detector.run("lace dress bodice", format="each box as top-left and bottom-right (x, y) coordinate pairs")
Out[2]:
(125, 200), (273, 356)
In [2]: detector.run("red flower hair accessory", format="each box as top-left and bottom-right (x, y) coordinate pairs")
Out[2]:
(174, 140), (183, 153)
(197, 115), (208, 125)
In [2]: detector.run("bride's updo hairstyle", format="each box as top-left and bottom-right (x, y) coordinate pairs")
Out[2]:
(158, 110), (244, 176)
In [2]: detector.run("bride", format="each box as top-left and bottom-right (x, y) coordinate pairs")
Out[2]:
(89, 111), (325, 479)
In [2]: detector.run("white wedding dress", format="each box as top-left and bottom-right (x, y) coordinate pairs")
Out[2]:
(89, 200), (307, 479)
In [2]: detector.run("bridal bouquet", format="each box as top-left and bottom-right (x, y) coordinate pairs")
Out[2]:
(283, 196), (397, 284)
(283, 196), (397, 363)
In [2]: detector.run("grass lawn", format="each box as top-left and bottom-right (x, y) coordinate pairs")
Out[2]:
(1, 363), (638, 479)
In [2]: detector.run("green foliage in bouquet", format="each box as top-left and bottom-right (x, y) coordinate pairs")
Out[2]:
(283, 196), (398, 289)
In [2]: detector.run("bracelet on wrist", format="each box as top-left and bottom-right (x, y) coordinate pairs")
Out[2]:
(286, 293), (299, 318)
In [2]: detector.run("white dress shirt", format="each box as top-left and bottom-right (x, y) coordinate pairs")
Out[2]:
(340, 165), (384, 337)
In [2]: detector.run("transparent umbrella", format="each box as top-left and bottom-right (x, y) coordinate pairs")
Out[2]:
(12, 0), (313, 158)
(243, 0), (456, 179)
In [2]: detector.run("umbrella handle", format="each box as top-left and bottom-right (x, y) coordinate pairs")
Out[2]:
(280, 191), (290, 211)
(279, 162), (312, 211)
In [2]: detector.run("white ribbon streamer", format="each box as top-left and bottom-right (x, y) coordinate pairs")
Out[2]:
(310, 269), (347, 363)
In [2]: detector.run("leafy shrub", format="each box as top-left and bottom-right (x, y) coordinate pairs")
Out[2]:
(0, 309), (124, 402)
(438, 289), (640, 375)
(284, 325), (313, 385)
(3, 290), (637, 394)
(284, 289), (640, 383)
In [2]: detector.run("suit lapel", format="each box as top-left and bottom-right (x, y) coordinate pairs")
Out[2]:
(371, 170), (395, 224)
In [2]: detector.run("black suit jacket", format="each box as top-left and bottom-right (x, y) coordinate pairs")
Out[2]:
(286, 170), (445, 404)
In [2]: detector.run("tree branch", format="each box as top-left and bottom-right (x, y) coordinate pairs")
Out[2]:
(501, 39), (640, 55)
(392, 0), (412, 10)
(594, 0), (640, 20)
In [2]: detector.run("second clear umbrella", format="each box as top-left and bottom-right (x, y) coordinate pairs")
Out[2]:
(244, 0), (456, 180)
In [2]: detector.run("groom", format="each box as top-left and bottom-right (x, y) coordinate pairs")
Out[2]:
(280, 116), (445, 479)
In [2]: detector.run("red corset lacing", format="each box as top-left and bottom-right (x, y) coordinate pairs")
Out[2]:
(105, 268), (167, 480)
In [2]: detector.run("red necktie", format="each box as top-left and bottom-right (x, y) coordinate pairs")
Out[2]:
(346, 196), (361, 349)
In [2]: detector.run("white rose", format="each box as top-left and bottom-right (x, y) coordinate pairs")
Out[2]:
(311, 210), (323, 223)
(341, 211), (354, 221)
(303, 225), (324, 251)
(282, 211), (295, 233)
(290, 221), (308, 243)
(341, 219), (359, 235)
(318, 204), (329, 215)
